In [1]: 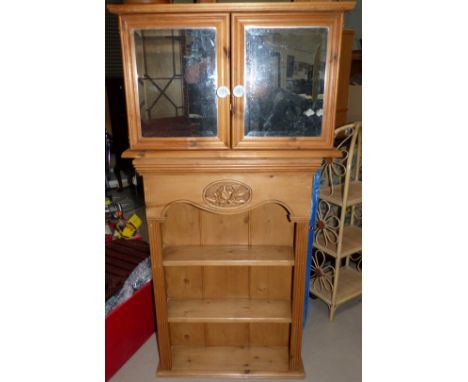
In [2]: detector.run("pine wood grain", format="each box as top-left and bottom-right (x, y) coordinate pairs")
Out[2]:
(165, 266), (203, 299)
(167, 299), (291, 323)
(249, 323), (290, 347)
(335, 29), (355, 127)
(169, 323), (206, 347)
(203, 266), (249, 298)
(143, 173), (314, 222)
(123, 148), (341, 159)
(148, 221), (172, 370)
(249, 203), (294, 245)
(205, 323), (250, 347)
(162, 203), (201, 246)
(109, 2), (356, 15)
(289, 222), (309, 370)
(200, 210), (249, 245)
(163, 245), (294, 266)
(171, 346), (290, 372)
(250, 267), (292, 300)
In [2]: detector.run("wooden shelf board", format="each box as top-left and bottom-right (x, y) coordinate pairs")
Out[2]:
(163, 245), (294, 267)
(167, 299), (291, 323)
(310, 266), (361, 305)
(157, 346), (304, 378)
(319, 181), (362, 206)
(314, 225), (362, 258)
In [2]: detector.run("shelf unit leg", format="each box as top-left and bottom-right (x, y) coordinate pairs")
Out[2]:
(148, 220), (172, 370)
(289, 222), (309, 370)
(348, 203), (356, 269)
(328, 304), (337, 321)
(329, 256), (341, 321)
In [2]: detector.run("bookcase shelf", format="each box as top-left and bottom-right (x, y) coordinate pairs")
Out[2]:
(163, 245), (294, 267)
(168, 299), (292, 323)
(319, 181), (362, 206)
(313, 225), (362, 258)
(309, 266), (361, 306)
(162, 346), (305, 378)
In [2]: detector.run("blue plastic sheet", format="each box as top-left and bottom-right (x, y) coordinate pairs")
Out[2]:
(303, 169), (322, 326)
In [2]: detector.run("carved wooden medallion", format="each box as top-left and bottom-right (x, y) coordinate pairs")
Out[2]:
(203, 180), (252, 208)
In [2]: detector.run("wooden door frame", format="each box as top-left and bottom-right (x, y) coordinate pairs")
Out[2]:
(119, 13), (231, 150)
(231, 12), (343, 150)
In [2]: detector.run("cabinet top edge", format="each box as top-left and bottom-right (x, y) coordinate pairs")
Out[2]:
(107, 2), (356, 15)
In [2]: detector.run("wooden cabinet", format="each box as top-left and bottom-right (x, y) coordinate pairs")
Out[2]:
(335, 29), (355, 127)
(108, 1), (355, 378)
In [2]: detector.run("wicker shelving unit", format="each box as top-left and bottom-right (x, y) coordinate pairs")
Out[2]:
(310, 121), (362, 320)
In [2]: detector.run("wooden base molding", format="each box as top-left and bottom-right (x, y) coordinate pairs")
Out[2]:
(158, 347), (305, 378)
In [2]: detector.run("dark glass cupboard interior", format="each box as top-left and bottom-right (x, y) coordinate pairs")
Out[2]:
(244, 27), (328, 137)
(134, 28), (218, 138)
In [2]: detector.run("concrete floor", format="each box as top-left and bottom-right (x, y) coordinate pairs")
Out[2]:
(110, 297), (362, 382)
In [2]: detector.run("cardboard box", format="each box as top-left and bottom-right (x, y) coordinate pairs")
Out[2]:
(347, 85), (362, 122)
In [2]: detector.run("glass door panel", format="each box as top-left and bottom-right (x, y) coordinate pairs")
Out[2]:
(232, 13), (342, 149)
(134, 28), (218, 138)
(120, 14), (229, 150)
(244, 27), (328, 137)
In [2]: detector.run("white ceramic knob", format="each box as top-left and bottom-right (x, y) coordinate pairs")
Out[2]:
(216, 86), (230, 98)
(233, 85), (244, 98)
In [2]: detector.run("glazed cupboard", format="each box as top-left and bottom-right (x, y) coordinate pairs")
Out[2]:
(108, 0), (355, 378)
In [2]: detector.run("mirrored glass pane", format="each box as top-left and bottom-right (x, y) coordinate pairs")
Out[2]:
(244, 27), (328, 137)
(134, 28), (217, 138)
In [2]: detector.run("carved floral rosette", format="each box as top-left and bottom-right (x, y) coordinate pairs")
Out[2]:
(203, 180), (252, 209)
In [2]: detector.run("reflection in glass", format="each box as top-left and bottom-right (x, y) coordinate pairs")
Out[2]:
(134, 29), (217, 137)
(244, 27), (328, 137)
